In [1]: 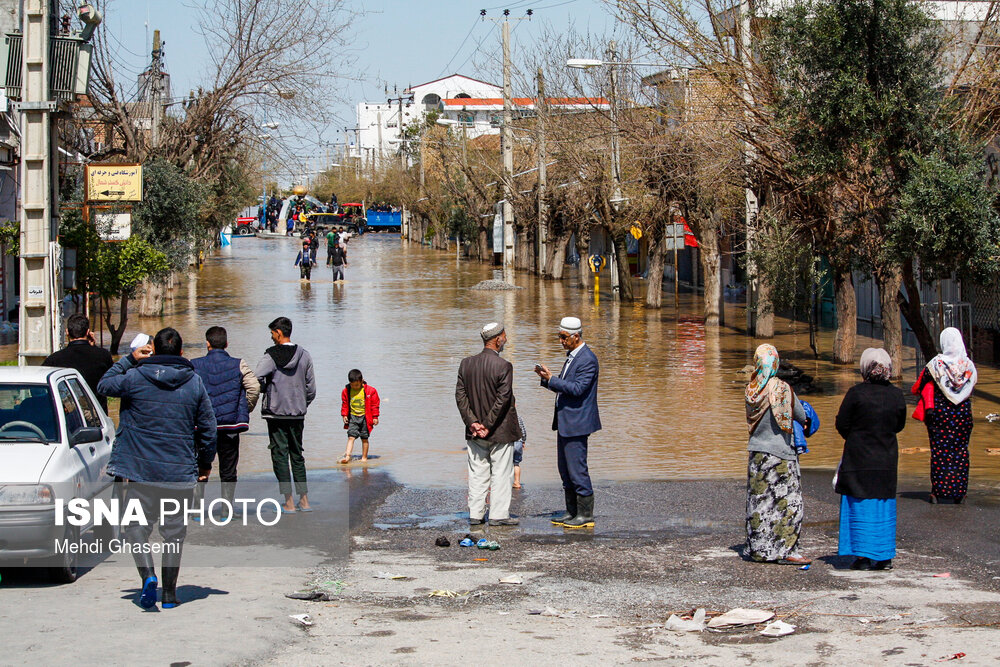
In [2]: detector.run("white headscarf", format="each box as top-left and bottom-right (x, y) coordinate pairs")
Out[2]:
(927, 327), (977, 404)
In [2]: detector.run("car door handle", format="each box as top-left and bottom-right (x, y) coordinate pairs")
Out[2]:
(89, 446), (97, 455)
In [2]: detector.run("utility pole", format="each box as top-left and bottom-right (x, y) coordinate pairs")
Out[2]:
(536, 66), (548, 276)
(608, 40), (623, 299)
(482, 9), (532, 276)
(149, 29), (164, 149)
(386, 90), (412, 171)
(18, 0), (58, 364)
(345, 125), (363, 179)
(501, 18), (515, 274)
(376, 109), (383, 168)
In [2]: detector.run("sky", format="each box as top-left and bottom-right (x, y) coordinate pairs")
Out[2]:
(99, 0), (620, 160)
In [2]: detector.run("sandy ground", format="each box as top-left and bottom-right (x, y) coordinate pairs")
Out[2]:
(2, 470), (999, 666)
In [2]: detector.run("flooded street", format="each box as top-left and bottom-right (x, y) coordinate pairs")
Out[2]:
(16, 234), (1000, 489)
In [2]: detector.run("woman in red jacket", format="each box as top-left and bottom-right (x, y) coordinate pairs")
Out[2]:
(339, 369), (380, 464)
(912, 328), (977, 504)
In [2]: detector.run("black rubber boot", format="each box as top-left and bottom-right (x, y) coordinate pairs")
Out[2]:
(160, 545), (183, 609)
(133, 550), (155, 582)
(562, 494), (595, 529)
(851, 557), (872, 570)
(132, 549), (158, 609)
(551, 489), (578, 525)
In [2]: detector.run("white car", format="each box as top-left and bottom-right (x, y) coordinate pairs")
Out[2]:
(0, 366), (116, 583)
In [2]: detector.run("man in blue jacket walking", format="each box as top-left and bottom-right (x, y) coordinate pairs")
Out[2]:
(98, 327), (217, 610)
(191, 326), (260, 510)
(535, 317), (601, 529)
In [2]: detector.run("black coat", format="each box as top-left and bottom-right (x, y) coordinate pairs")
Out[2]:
(834, 381), (907, 499)
(42, 340), (114, 411)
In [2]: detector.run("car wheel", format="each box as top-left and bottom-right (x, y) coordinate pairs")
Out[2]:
(235, 224), (253, 236)
(48, 526), (79, 584)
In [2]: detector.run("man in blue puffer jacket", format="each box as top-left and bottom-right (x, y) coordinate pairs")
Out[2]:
(191, 326), (260, 508)
(98, 327), (217, 611)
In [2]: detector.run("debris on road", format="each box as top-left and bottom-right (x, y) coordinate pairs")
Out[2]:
(498, 575), (522, 584)
(933, 573), (951, 578)
(760, 620), (796, 637)
(665, 608), (706, 632)
(373, 572), (407, 580)
(858, 614), (903, 624)
(285, 591), (332, 602)
(435, 536), (451, 547)
(289, 614), (313, 627)
(707, 608), (775, 629)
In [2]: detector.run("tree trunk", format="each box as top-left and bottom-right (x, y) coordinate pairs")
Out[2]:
(138, 279), (165, 316)
(700, 226), (721, 326)
(613, 233), (634, 302)
(877, 265), (903, 378)
(548, 233), (568, 279)
(899, 257), (938, 361)
(832, 264), (857, 364)
(645, 228), (665, 308)
(516, 225), (530, 270)
(478, 224), (489, 261)
(575, 225), (590, 289)
(103, 295), (128, 356)
(756, 279), (775, 338)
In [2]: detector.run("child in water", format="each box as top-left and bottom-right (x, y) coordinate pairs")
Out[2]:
(295, 239), (316, 281)
(340, 369), (380, 463)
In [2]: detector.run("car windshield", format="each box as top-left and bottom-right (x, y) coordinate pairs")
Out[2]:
(0, 385), (59, 443)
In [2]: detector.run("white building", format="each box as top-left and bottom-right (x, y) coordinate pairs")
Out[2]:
(354, 73), (608, 169)
(354, 74), (502, 169)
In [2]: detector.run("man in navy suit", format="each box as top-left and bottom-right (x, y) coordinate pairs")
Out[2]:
(535, 316), (601, 528)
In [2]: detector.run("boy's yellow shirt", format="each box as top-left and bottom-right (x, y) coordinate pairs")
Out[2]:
(349, 386), (365, 417)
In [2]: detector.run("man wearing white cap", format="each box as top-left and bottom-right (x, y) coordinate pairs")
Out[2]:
(534, 316), (601, 528)
(455, 322), (522, 526)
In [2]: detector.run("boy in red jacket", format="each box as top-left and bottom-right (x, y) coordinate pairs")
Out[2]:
(340, 369), (380, 464)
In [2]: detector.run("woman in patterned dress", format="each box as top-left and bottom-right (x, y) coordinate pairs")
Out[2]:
(913, 327), (977, 504)
(744, 344), (810, 564)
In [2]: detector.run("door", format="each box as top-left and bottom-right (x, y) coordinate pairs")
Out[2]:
(67, 377), (113, 496)
(56, 379), (100, 504)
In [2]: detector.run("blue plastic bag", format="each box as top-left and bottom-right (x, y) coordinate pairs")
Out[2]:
(793, 399), (820, 454)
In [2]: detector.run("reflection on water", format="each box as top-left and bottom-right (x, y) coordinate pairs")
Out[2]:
(9, 234), (1000, 490)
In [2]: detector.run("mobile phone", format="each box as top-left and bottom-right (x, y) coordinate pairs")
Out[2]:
(534, 364), (543, 371)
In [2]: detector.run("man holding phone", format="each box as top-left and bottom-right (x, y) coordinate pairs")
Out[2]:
(534, 316), (601, 528)
(456, 322), (522, 526)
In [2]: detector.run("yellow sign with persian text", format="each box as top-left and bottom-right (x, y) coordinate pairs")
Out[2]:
(86, 164), (143, 202)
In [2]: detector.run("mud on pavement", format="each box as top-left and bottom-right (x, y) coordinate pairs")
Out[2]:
(271, 472), (1000, 665)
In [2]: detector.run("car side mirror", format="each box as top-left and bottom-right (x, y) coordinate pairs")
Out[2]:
(70, 426), (103, 446)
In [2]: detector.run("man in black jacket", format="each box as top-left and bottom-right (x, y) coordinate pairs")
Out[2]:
(455, 322), (521, 526)
(43, 313), (113, 411)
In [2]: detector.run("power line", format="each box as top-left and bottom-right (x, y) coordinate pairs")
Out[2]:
(439, 18), (481, 77)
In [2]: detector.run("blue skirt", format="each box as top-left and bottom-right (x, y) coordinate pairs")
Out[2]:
(838, 495), (896, 561)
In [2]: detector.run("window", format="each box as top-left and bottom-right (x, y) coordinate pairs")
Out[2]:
(421, 93), (442, 111)
(455, 93), (472, 99)
(0, 385), (59, 442)
(57, 381), (85, 435)
(68, 378), (102, 428)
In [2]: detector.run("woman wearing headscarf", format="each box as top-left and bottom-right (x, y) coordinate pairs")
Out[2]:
(913, 327), (977, 504)
(745, 344), (810, 565)
(835, 348), (907, 570)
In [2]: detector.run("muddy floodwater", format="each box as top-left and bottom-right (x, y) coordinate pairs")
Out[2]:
(12, 234), (1000, 490)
